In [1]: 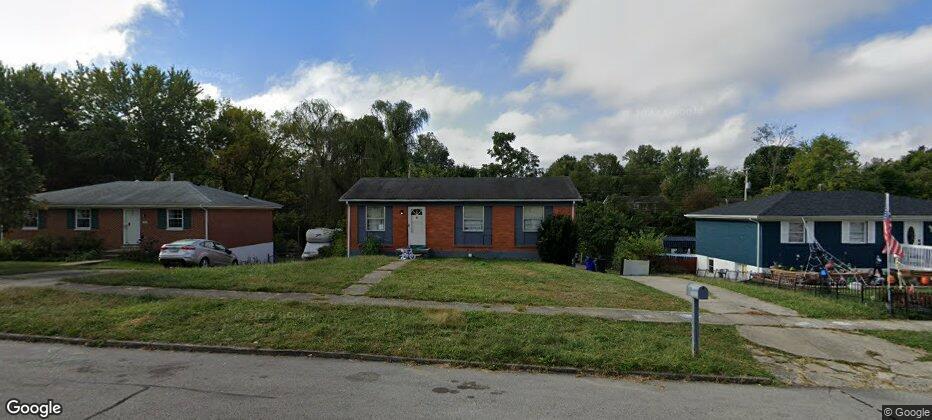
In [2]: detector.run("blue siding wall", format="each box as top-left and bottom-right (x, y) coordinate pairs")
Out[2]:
(695, 220), (758, 266)
(356, 204), (392, 245)
(759, 221), (912, 269)
(454, 205), (492, 246)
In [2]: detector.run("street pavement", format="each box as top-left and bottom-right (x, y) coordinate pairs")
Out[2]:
(0, 340), (928, 419)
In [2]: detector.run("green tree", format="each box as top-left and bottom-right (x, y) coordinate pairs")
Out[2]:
(749, 123), (798, 190)
(786, 134), (860, 191)
(409, 132), (454, 176)
(621, 145), (665, 196)
(659, 146), (710, 202)
(481, 131), (541, 177)
(743, 145), (797, 195)
(370, 99), (429, 176)
(0, 103), (42, 229)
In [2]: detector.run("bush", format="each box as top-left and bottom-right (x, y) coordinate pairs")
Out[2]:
(70, 232), (103, 253)
(537, 215), (578, 265)
(119, 238), (160, 262)
(318, 230), (346, 258)
(612, 230), (665, 270)
(0, 240), (31, 261)
(361, 236), (382, 255)
(27, 234), (68, 260)
(576, 202), (625, 261)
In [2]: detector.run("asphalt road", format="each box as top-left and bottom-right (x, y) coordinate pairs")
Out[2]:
(0, 340), (928, 419)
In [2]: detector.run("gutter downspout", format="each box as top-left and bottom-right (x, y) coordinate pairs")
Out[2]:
(748, 217), (761, 271)
(346, 203), (351, 257)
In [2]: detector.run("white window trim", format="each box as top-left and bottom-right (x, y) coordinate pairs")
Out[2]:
(166, 208), (185, 231)
(22, 210), (38, 230)
(841, 220), (874, 244)
(366, 206), (386, 232)
(523, 206), (545, 233)
(462, 206), (484, 232)
(74, 208), (92, 231)
(780, 220), (812, 244)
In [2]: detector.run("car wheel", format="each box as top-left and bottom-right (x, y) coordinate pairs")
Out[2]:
(231, 259), (239, 265)
(199, 257), (210, 268)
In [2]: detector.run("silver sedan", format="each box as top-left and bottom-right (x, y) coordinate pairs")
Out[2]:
(158, 239), (238, 268)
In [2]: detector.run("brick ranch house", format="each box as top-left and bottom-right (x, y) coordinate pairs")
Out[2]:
(2, 181), (282, 263)
(339, 177), (582, 258)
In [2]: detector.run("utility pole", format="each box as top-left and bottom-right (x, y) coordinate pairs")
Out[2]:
(743, 167), (749, 201)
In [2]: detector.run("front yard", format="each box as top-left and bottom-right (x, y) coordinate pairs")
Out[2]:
(0, 288), (768, 378)
(71, 256), (394, 294)
(0, 260), (161, 276)
(368, 258), (689, 311)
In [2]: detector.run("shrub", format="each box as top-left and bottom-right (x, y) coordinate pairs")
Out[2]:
(27, 234), (68, 260)
(361, 236), (382, 255)
(70, 232), (103, 253)
(537, 215), (578, 265)
(612, 230), (665, 270)
(576, 202), (625, 261)
(318, 230), (346, 258)
(0, 240), (31, 261)
(119, 238), (160, 262)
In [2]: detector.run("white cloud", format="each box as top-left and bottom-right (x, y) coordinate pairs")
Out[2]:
(856, 127), (931, 162)
(777, 25), (932, 109)
(198, 83), (222, 101)
(471, 0), (520, 38)
(487, 110), (537, 132)
(0, 0), (168, 68)
(237, 62), (483, 119)
(433, 127), (490, 166)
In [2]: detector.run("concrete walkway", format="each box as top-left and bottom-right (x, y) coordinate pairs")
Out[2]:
(341, 259), (410, 295)
(628, 275), (800, 316)
(0, 269), (119, 290)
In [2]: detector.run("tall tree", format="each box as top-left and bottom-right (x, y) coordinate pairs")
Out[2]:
(750, 123), (798, 190)
(480, 131), (541, 177)
(0, 103), (42, 229)
(743, 145), (797, 195)
(659, 146), (709, 202)
(370, 99), (429, 176)
(409, 132), (454, 176)
(786, 134), (860, 191)
(621, 145), (665, 196)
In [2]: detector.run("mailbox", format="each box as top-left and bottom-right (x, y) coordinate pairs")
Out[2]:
(686, 283), (709, 300)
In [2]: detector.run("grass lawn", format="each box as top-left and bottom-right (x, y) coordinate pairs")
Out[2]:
(69, 256), (394, 294)
(0, 261), (70, 276)
(0, 288), (769, 378)
(368, 259), (689, 311)
(861, 330), (932, 361)
(681, 276), (890, 319)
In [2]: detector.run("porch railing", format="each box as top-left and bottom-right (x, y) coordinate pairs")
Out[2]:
(900, 244), (932, 272)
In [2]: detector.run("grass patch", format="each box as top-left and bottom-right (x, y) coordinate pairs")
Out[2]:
(861, 330), (932, 361)
(70, 256), (394, 294)
(681, 276), (890, 319)
(0, 288), (768, 377)
(369, 259), (689, 311)
(0, 261), (70, 276)
(90, 260), (163, 270)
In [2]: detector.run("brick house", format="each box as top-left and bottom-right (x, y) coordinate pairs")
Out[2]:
(3, 181), (282, 262)
(339, 177), (582, 258)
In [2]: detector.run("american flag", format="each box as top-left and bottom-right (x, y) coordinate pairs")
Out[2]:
(883, 207), (903, 259)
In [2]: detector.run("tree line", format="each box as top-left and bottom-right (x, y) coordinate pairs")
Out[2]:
(1, 61), (929, 255)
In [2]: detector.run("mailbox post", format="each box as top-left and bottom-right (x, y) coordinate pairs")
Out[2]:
(686, 283), (709, 356)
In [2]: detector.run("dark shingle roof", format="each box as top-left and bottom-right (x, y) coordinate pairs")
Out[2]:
(686, 191), (932, 218)
(339, 177), (582, 202)
(33, 181), (282, 209)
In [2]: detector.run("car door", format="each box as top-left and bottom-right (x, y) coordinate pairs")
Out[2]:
(202, 241), (223, 265)
(213, 242), (233, 265)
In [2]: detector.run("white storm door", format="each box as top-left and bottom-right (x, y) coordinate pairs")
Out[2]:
(408, 207), (426, 246)
(904, 221), (923, 245)
(123, 209), (141, 245)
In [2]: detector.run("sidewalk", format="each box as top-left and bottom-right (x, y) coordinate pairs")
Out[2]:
(627, 275), (800, 316)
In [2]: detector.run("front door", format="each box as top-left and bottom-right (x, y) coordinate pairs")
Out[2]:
(904, 221), (923, 245)
(408, 207), (426, 246)
(123, 209), (141, 245)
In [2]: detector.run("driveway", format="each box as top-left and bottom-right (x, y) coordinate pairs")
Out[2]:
(0, 340), (925, 419)
(627, 275), (800, 316)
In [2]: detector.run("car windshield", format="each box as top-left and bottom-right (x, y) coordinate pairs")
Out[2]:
(168, 239), (200, 246)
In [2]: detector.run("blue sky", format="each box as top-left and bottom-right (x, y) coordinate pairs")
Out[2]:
(3, 0), (932, 167)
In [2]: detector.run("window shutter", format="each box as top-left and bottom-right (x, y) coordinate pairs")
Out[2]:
(805, 221), (815, 243)
(545, 206), (553, 219)
(37, 211), (46, 229)
(66, 209), (75, 229)
(779, 221), (789, 243)
(90, 209), (99, 229)
(183, 209), (192, 229)
(157, 209), (167, 229)
(867, 221), (876, 243)
(841, 221), (850, 244)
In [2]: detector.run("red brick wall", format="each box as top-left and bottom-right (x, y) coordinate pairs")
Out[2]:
(425, 205), (455, 251)
(392, 208), (408, 249)
(553, 205), (573, 218)
(492, 206), (515, 249)
(4, 208), (273, 250)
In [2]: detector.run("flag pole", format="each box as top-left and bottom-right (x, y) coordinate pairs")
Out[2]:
(885, 193), (893, 315)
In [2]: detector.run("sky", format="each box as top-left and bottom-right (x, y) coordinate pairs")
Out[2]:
(2, 0), (931, 168)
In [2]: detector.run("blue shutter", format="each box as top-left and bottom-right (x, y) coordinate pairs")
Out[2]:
(183, 209), (192, 229)
(157, 209), (167, 229)
(384, 205), (393, 245)
(484, 206), (493, 245)
(66, 209), (75, 229)
(545, 206), (553, 220)
(90, 209), (99, 229)
(37, 211), (46, 229)
(357, 205), (366, 244)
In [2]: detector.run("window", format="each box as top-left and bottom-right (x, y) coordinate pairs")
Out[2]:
(848, 221), (867, 243)
(787, 221), (805, 243)
(366, 206), (385, 231)
(463, 206), (484, 232)
(75, 209), (92, 230)
(523, 206), (544, 232)
(22, 210), (38, 230)
(167, 209), (184, 230)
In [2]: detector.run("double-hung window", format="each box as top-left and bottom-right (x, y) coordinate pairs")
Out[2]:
(75, 209), (92, 230)
(167, 209), (184, 230)
(848, 221), (867, 243)
(22, 210), (38, 230)
(463, 206), (484, 232)
(366, 206), (385, 231)
(786, 221), (806, 244)
(523, 206), (544, 232)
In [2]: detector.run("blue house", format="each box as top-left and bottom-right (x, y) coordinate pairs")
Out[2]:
(685, 191), (932, 275)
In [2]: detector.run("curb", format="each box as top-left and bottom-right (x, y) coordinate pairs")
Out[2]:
(0, 332), (774, 385)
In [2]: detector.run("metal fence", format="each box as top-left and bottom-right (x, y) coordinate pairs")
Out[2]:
(696, 269), (932, 318)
